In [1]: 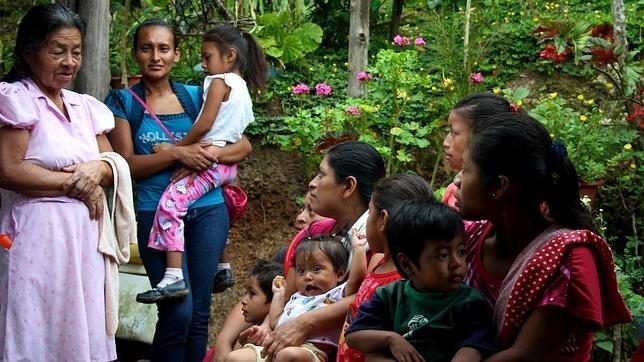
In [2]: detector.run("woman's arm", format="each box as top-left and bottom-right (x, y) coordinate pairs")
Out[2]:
(107, 117), (217, 179)
(262, 295), (354, 361)
(176, 78), (226, 147)
(345, 230), (368, 296)
(484, 307), (575, 361)
(0, 128), (69, 195)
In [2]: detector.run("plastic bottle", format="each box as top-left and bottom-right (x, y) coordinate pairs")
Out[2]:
(0, 234), (11, 250)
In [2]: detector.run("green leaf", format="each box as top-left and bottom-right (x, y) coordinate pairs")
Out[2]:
(596, 340), (613, 353)
(293, 23), (323, 53)
(390, 127), (404, 136)
(281, 35), (304, 63)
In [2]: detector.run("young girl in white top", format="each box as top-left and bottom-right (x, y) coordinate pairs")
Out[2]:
(137, 24), (267, 303)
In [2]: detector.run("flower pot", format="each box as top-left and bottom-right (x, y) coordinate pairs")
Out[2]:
(110, 75), (142, 89)
(578, 179), (604, 204)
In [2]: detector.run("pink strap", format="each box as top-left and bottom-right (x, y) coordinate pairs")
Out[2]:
(127, 88), (179, 144)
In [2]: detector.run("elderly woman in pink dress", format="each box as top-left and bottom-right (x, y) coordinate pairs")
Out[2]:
(0, 4), (117, 361)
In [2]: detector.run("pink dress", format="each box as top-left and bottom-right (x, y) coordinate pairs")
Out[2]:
(0, 78), (117, 361)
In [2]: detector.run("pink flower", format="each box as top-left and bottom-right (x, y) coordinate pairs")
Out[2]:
(414, 37), (426, 46)
(346, 106), (361, 116)
(469, 72), (484, 85)
(357, 71), (373, 81)
(315, 82), (332, 96)
(393, 35), (410, 46)
(292, 83), (310, 95)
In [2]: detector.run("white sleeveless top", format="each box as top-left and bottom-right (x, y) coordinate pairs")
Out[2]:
(199, 73), (253, 147)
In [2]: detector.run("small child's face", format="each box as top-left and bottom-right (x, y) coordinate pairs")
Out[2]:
(295, 250), (345, 297)
(365, 196), (386, 253)
(241, 276), (270, 324)
(443, 111), (471, 171)
(402, 234), (467, 292)
(294, 193), (328, 230)
(201, 41), (229, 76)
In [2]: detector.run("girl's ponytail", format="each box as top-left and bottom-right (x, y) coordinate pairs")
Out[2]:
(241, 31), (268, 93)
(544, 140), (595, 231)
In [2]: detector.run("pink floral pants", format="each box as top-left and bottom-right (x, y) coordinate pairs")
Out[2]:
(148, 163), (237, 251)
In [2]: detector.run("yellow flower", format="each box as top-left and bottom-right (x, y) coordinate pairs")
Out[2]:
(631, 163), (637, 169)
(599, 109), (604, 114)
(585, 99), (595, 105)
(294, 138), (302, 146)
(606, 83), (614, 89)
(493, 87), (502, 94)
(517, 100), (523, 106)
(533, 17), (539, 22)
(579, 115), (588, 122)
(548, 92), (558, 99)
(431, 86), (438, 91)
(577, 94), (584, 100)
(550, 133), (555, 138)
(449, 85), (455, 91)
(442, 78), (453, 87)
(520, 11), (525, 16)
(624, 143), (632, 150)
(308, 67), (314, 71)
(492, 64), (497, 70)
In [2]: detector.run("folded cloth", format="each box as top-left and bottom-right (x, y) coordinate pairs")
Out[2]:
(99, 151), (136, 337)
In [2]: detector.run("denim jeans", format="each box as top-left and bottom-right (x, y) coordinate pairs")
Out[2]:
(137, 204), (229, 362)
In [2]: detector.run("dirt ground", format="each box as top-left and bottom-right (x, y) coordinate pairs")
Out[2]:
(207, 139), (310, 344)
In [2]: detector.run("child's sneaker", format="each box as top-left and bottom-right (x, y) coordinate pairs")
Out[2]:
(212, 268), (235, 293)
(136, 280), (189, 304)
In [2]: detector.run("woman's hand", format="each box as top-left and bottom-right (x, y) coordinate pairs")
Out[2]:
(81, 186), (104, 221)
(261, 317), (310, 361)
(62, 160), (109, 200)
(388, 334), (425, 362)
(172, 143), (217, 170)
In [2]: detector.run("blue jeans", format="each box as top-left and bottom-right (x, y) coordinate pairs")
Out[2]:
(137, 204), (229, 362)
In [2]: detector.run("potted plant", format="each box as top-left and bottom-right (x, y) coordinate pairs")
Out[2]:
(529, 95), (637, 202)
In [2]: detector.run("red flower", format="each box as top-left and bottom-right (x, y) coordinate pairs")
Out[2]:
(540, 44), (568, 62)
(591, 23), (615, 42)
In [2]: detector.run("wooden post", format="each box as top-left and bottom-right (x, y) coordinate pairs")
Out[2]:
(348, 0), (370, 98)
(57, 0), (111, 100)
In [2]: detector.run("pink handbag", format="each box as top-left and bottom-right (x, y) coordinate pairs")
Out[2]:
(127, 88), (248, 228)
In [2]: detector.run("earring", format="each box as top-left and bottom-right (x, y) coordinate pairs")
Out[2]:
(491, 193), (496, 198)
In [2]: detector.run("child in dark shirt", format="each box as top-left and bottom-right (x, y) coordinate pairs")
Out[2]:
(345, 200), (497, 362)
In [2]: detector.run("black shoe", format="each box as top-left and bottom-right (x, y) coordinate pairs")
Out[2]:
(212, 268), (235, 293)
(136, 280), (189, 304)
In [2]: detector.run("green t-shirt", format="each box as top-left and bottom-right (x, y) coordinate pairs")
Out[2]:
(346, 280), (497, 361)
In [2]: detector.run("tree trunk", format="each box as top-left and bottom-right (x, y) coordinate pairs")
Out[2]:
(390, 0), (404, 40)
(348, 0), (370, 98)
(611, 0), (628, 72)
(57, 0), (111, 100)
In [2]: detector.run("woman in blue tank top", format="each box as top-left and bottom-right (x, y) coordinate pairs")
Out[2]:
(104, 19), (252, 361)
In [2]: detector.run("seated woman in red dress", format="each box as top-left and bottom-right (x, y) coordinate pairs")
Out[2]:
(455, 112), (631, 361)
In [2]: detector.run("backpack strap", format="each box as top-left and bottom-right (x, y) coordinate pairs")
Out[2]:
(127, 82), (146, 138)
(171, 80), (202, 122)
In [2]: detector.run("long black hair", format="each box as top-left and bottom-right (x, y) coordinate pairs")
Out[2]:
(326, 140), (386, 208)
(469, 112), (594, 231)
(203, 24), (268, 93)
(2, 4), (85, 83)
